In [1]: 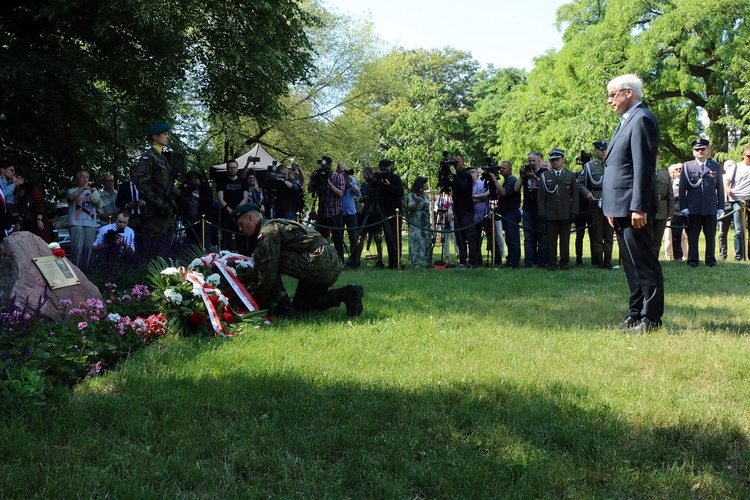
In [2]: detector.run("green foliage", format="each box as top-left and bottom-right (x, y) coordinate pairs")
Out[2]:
(0, 0), (317, 189)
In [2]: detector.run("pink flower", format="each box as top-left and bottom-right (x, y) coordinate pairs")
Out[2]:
(88, 361), (102, 376)
(78, 321), (88, 330)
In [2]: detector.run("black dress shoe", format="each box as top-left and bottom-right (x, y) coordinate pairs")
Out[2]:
(600, 262), (614, 270)
(621, 313), (642, 330)
(625, 317), (661, 334)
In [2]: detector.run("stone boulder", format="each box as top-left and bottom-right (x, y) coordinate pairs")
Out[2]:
(0, 231), (102, 322)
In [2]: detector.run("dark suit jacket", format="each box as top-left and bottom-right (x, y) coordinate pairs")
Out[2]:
(678, 159), (724, 215)
(602, 103), (659, 218)
(116, 180), (139, 213)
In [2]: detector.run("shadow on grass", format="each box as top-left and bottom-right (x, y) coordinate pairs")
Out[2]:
(6, 367), (749, 498)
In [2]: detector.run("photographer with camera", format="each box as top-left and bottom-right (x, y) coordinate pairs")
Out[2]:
(515, 151), (548, 268)
(93, 210), (135, 261)
(373, 159), (404, 269)
(308, 156), (346, 262)
(336, 162), (362, 268)
(267, 164), (302, 221)
(577, 141), (614, 268)
(67, 169), (103, 269)
(446, 153), (476, 268)
(486, 161), (522, 268)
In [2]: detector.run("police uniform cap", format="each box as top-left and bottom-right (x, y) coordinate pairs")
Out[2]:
(147, 122), (171, 135)
(378, 159), (394, 169)
(593, 140), (608, 151)
(548, 148), (565, 159)
(232, 202), (262, 220)
(691, 138), (709, 149)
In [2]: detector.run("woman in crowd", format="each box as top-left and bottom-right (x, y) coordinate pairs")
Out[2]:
(405, 176), (432, 267)
(18, 177), (53, 243)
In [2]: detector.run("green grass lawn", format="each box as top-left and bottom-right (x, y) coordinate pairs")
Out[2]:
(2, 253), (750, 498)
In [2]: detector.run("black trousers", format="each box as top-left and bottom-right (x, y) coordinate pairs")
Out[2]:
(687, 214), (717, 266)
(613, 216), (664, 323)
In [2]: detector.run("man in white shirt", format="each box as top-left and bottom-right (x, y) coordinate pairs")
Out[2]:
(724, 145), (750, 260)
(93, 210), (136, 260)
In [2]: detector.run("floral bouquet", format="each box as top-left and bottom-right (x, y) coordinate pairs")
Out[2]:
(147, 255), (269, 337)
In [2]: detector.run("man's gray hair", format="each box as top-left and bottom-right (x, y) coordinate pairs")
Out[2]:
(608, 74), (643, 100)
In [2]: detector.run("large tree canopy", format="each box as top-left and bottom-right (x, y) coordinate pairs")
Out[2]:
(0, 0), (315, 191)
(469, 0), (750, 167)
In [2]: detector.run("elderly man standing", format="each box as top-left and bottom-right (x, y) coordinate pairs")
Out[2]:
(602, 73), (663, 334)
(97, 173), (119, 222)
(679, 138), (723, 267)
(233, 202), (363, 318)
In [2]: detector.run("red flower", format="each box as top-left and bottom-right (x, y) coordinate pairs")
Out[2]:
(52, 248), (66, 258)
(189, 312), (204, 325)
(221, 311), (234, 324)
(209, 295), (220, 306)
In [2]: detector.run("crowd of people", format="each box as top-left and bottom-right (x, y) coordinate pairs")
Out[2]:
(3, 80), (750, 322)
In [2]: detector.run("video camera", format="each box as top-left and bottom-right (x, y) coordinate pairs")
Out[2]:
(311, 156), (333, 194)
(576, 150), (592, 166)
(481, 156), (500, 181)
(437, 150), (456, 193)
(104, 227), (125, 245)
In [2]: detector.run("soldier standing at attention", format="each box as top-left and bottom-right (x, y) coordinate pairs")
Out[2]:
(538, 148), (579, 270)
(137, 122), (179, 258)
(679, 138), (724, 267)
(578, 140), (615, 269)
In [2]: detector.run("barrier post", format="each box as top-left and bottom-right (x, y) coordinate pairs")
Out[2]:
(396, 209), (401, 270)
(201, 214), (206, 250)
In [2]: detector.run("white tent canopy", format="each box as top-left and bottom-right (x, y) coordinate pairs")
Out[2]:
(210, 143), (278, 173)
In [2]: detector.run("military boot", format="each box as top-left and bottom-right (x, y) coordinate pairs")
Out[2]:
(342, 284), (364, 316)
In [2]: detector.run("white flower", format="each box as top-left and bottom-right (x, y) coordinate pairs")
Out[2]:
(107, 313), (122, 322)
(48, 242), (60, 250)
(235, 259), (255, 269)
(188, 258), (203, 270)
(219, 250), (232, 257)
(206, 273), (222, 286)
(161, 267), (180, 276)
(191, 287), (203, 297)
(163, 288), (183, 305)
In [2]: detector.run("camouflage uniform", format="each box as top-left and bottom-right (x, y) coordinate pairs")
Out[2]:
(251, 218), (361, 315)
(136, 146), (177, 256)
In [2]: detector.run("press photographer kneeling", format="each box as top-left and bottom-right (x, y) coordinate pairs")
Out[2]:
(92, 210), (136, 260)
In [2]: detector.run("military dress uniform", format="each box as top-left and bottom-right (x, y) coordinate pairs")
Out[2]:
(243, 214), (363, 317)
(538, 155), (579, 269)
(578, 158), (614, 268)
(679, 157), (723, 267)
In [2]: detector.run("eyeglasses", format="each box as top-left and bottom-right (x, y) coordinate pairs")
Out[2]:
(693, 148), (707, 152)
(607, 88), (628, 100)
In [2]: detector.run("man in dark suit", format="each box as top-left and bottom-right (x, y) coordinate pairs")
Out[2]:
(679, 138), (724, 267)
(116, 165), (145, 254)
(602, 74), (664, 333)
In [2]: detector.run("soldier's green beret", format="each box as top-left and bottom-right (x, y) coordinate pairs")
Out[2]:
(147, 122), (171, 135)
(232, 202), (262, 219)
